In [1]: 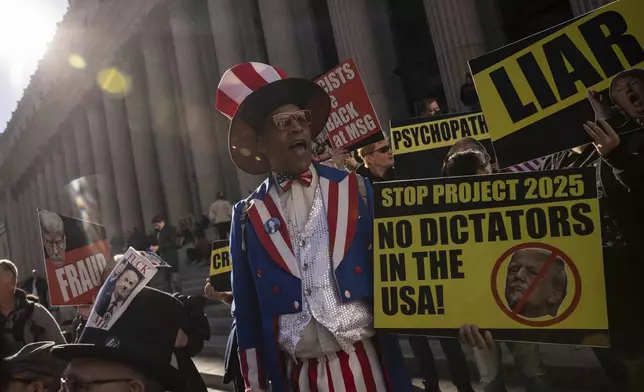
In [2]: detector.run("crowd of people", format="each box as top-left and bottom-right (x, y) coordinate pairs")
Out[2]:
(1, 61), (642, 392)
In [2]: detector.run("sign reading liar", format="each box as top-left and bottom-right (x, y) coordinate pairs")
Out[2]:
(315, 59), (383, 151)
(39, 211), (111, 306)
(469, 0), (644, 167)
(373, 168), (609, 345)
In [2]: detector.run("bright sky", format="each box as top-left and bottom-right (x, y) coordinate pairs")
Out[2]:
(0, 0), (69, 133)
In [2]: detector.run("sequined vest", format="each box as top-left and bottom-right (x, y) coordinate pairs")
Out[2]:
(277, 185), (373, 357)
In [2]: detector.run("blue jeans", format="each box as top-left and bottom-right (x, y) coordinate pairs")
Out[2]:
(473, 342), (551, 392)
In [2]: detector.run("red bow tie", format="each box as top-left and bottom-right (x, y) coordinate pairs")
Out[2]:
(276, 169), (312, 191)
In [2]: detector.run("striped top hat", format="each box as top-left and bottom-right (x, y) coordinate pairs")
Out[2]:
(216, 62), (331, 175)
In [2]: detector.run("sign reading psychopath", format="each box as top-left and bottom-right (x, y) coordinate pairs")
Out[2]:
(38, 210), (111, 307)
(469, 0), (644, 168)
(315, 59), (383, 151)
(390, 111), (495, 179)
(373, 168), (609, 345)
(209, 239), (231, 291)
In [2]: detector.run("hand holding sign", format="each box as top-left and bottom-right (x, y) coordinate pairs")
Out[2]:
(459, 324), (495, 351)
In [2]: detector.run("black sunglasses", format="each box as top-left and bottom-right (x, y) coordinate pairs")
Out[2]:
(368, 145), (391, 155)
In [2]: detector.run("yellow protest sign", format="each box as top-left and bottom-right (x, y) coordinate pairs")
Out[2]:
(209, 239), (231, 291)
(373, 167), (609, 345)
(469, 0), (644, 167)
(390, 112), (496, 179)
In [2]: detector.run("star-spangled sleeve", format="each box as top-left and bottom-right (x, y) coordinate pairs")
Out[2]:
(230, 201), (268, 391)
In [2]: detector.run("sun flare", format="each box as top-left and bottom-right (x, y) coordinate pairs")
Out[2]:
(0, 2), (64, 87)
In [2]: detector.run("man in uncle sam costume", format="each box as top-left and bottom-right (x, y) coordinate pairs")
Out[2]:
(216, 62), (413, 392)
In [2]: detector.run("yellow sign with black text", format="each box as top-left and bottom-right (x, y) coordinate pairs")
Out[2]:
(390, 112), (496, 179)
(390, 112), (490, 156)
(210, 242), (231, 276)
(209, 239), (232, 291)
(373, 168), (608, 345)
(469, 0), (644, 167)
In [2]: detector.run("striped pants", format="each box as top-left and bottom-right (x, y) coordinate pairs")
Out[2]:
(286, 340), (388, 392)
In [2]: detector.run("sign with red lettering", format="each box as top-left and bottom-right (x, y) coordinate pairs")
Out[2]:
(38, 211), (111, 307)
(314, 59), (384, 152)
(86, 247), (157, 330)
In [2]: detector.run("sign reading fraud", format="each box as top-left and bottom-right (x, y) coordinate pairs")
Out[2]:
(314, 59), (383, 152)
(209, 239), (231, 291)
(373, 168), (609, 345)
(390, 111), (496, 179)
(38, 210), (111, 307)
(469, 0), (644, 167)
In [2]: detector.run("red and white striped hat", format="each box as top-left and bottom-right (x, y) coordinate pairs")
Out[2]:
(216, 62), (330, 175)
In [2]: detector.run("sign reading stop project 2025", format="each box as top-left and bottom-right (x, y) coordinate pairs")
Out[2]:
(469, 0), (644, 168)
(315, 59), (383, 151)
(373, 168), (609, 346)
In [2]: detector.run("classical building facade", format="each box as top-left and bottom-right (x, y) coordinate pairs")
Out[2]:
(0, 0), (611, 277)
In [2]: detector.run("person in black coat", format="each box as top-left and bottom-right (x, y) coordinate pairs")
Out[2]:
(151, 214), (182, 293)
(20, 270), (49, 309)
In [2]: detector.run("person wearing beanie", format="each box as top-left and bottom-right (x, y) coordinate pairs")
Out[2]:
(2, 341), (67, 392)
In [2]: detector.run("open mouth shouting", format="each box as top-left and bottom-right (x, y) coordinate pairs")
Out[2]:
(289, 139), (310, 156)
(628, 91), (643, 108)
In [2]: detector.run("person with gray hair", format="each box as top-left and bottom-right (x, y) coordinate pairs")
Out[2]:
(38, 211), (66, 267)
(1, 341), (67, 392)
(0, 260), (64, 359)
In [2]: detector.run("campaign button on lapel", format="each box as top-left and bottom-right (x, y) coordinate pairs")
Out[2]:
(264, 217), (281, 234)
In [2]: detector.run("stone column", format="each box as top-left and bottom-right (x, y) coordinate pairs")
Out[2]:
(62, 127), (80, 183)
(28, 174), (42, 268)
(168, 1), (224, 214)
(43, 154), (61, 213)
(17, 183), (33, 264)
(61, 127), (81, 217)
(165, 35), (202, 217)
(121, 47), (166, 231)
(206, 0), (266, 197)
(423, 0), (488, 112)
(71, 108), (96, 176)
(193, 2), (243, 201)
(5, 189), (22, 263)
(326, 0), (393, 126)
(71, 106), (101, 222)
(102, 89), (144, 234)
(570, 0), (613, 16)
(52, 143), (72, 217)
(86, 94), (123, 240)
(290, 0), (324, 78)
(140, 30), (193, 225)
(36, 163), (50, 211)
(256, 0), (305, 76)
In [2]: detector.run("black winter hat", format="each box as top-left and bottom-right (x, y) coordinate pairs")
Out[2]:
(52, 287), (196, 391)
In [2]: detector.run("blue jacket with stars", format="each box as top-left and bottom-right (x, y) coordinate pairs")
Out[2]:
(230, 163), (413, 392)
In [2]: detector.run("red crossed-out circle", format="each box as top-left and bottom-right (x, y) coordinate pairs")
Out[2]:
(490, 242), (582, 327)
